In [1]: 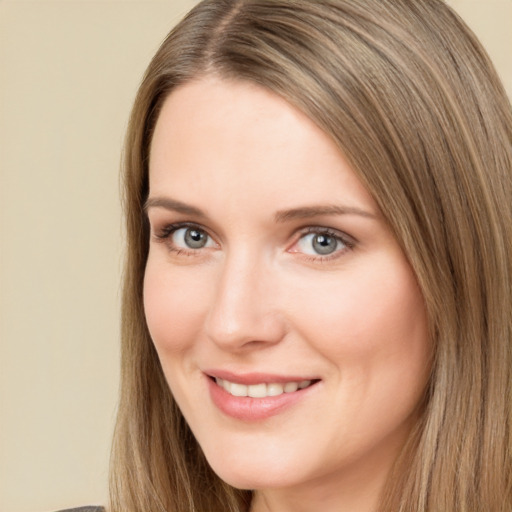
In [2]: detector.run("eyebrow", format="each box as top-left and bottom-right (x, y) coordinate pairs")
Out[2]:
(144, 196), (376, 222)
(144, 197), (207, 217)
(274, 204), (377, 222)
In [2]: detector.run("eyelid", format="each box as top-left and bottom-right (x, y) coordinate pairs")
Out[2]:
(294, 226), (356, 245)
(153, 221), (210, 239)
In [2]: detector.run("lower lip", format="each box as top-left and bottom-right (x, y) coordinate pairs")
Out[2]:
(207, 377), (317, 421)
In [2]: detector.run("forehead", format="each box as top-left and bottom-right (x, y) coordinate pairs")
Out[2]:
(149, 77), (377, 215)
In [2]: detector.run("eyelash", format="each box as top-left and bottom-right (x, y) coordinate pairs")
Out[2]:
(152, 222), (355, 261)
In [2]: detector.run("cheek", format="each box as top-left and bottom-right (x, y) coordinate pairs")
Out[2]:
(143, 257), (208, 355)
(293, 261), (430, 443)
(289, 257), (429, 371)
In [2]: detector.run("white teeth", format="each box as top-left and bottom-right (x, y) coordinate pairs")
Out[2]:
(284, 382), (299, 393)
(248, 383), (267, 398)
(215, 378), (312, 398)
(267, 383), (285, 396)
(230, 382), (248, 397)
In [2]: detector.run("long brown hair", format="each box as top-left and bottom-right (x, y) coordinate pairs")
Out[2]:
(109, 1), (512, 510)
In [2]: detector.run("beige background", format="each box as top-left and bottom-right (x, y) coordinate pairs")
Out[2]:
(0, 1), (510, 511)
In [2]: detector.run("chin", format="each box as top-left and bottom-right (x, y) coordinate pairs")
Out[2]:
(213, 466), (294, 491)
(203, 445), (310, 491)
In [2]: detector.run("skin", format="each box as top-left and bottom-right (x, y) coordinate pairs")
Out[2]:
(144, 76), (431, 512)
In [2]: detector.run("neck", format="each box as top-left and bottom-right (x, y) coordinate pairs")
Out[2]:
(248, 424), (413, 512)
(249, 461), (388, 512)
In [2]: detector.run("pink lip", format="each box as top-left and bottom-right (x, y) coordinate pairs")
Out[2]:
(205, 369), (317, 385)
(205, 372), (320, 421)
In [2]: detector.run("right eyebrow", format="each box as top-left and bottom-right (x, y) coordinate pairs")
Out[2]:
(144, 197), (207, 218)
(274, 204), (377, 223)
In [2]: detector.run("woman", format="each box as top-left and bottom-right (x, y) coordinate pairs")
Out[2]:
(107, 0), (512, 511)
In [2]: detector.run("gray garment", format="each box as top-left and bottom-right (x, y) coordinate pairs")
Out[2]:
(55, 507), (104, 512)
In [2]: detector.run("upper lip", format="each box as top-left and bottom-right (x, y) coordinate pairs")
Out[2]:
(204, 369), (320, 385)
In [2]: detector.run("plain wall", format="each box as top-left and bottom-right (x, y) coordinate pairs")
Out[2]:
(0, 1), (510, 511)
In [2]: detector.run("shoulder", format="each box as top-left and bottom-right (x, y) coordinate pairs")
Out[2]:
(55, 507), (105, 512)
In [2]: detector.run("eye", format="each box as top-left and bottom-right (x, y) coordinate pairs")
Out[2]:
(153, 222), (216, 254)
(171, 226), (214, 250)
(292, 229), (353, 258)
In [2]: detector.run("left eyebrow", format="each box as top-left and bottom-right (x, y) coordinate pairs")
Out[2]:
(274, 204), (377, 223)
(144, 196), (207, 218)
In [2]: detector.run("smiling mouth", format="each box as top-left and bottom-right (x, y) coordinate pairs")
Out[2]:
(212, 377), (318, 398)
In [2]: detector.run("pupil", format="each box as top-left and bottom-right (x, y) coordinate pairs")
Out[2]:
(185, 229), (206, 248)
(313, 234), (336, 255)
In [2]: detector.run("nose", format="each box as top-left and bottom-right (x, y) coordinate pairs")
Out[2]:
(204, 249), (287, 352)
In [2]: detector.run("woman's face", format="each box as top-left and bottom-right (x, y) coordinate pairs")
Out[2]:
(145, 77), (431, 508)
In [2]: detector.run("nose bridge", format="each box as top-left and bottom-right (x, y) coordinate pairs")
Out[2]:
(205, 244), (284, 350)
